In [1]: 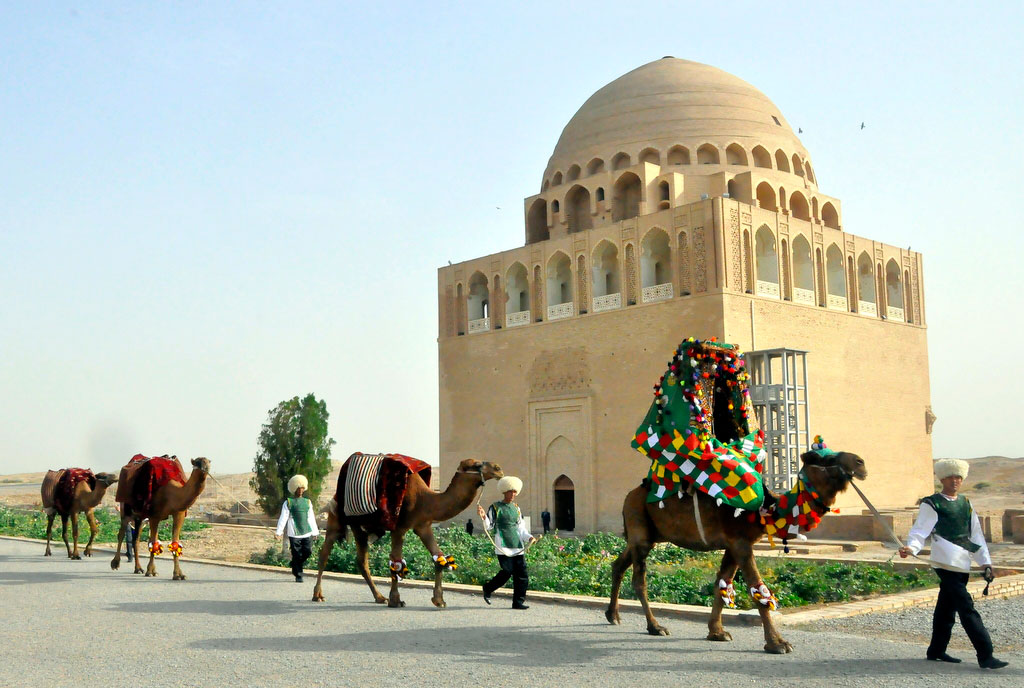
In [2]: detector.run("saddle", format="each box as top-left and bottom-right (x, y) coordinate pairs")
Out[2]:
(335, 452), (431, 531)
(41, 468), (96, 515)
(116, 454), (186, 518)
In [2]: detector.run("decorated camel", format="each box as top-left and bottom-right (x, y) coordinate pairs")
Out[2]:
(110, 454), (210, 580)
(605, 337), (867, 654)
(312, 454), (503, 607)
(41, 469), (118, 558)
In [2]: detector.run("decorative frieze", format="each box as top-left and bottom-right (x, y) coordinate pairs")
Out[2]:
(547, 302), (574, 320)
(641, 283), (673, 303)
(468, 317), (490, 334)
(694, 227), (707, 292)
(506, 310), (530, 328)
(592, 293), (622, 312)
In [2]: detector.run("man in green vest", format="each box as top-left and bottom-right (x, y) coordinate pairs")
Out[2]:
(477, 476), (535, 609)
(275, 474), (320, 582)
(899, 459), (1007, 670)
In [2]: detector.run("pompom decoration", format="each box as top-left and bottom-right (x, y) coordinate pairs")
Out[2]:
(169, 541), (183, 557)
(149, 541), (163, 556)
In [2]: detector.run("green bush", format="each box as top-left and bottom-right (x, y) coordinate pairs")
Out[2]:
(250, 527), (932, 608)
(0, 505), (207, 543)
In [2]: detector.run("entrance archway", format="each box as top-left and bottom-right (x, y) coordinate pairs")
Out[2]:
(553, 474), (575, 532)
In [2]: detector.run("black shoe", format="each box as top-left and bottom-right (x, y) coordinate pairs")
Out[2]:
(927, 652), (962, 663)
(482, 587), (492, 605)
(512, 603), (529, 610)
(294, 575), (303, 583)
(979, 657), (1008, 670)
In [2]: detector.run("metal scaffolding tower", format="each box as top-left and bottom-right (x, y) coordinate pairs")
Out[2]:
(745, 348), (810, 491)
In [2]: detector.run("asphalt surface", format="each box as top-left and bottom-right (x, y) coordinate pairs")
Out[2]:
(2, 538), (1022, 688)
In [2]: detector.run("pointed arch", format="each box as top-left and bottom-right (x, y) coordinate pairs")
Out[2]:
(756, 182), (776, 210)
(612, 172), (642, 221)
(697, 144), (720, 164)
(726, 143), (748, 165)
(755, 225), (779, 297)
(552, 171), (563, 186)
(857, 252), (876, 316)
(805, 162), (815, 184)
(822, 202), (839, 229)
(505, 262), (530, 318)
(586, 157), (605, 175)
(775, 149), (790, 172)
(591, 240), (621, 300)
(789, 191), (810, 221)
(546, 252), (573, 307)
(640, 228), (672, 290)
(467, 271), (490, 324)
(639, 147), (659, 165)
(792, 154), (805, 177)
(886, 259), (904, 321)
(611, 152), (631, 170)
(752, 145), (772, 169)
(565, 185), (592, 233)
(792, 235), (813, 297)
(826, 244), (846, 309)
(527, 198), (549, 244)
(566, 164), (581, 182)
(667, 145), (690, 165)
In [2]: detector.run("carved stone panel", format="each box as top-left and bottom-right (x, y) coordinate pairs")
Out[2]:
(694, 227), (707, 292)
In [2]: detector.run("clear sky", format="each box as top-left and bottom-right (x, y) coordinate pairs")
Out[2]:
(2, 2), (1022, 475)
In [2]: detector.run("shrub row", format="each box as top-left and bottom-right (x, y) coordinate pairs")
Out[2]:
(0, 505), (208, 544)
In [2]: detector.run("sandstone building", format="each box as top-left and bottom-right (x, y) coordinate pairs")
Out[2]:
(437, 58), (931, 533)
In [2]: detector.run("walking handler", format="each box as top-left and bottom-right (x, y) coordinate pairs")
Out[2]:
(477, 476), (535, 609)
(275, 474), (320, 583)
(899, 459), (1008, 670)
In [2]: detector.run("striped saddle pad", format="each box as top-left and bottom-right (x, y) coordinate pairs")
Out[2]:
(41, 469), (65, 509)
(344, 453), (385, 517)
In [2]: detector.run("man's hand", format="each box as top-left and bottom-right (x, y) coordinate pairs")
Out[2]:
(476, 505), (486, 519)
(898, 546), (911, 559)
(983, 566), (995, 583)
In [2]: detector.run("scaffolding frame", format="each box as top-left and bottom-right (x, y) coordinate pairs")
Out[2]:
(745, 348), (810, 491)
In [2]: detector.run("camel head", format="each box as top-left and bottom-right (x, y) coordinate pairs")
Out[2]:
(94, 472), (119, 488)
(191, 457), (211, 474)
(457, 458), (503, 482)
(800, 450), (867, 500)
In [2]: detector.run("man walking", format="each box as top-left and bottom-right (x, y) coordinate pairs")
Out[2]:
(478, 476), (535, 609)
(899, 459), (1007, 670)
(541, 507), (551, 535)
(275, 474), (319, 583)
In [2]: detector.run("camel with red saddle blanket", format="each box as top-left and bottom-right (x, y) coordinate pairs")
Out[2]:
(40, 468), (118, 559)
(110, 454), (210, 580)
(312, 455), (503, 608)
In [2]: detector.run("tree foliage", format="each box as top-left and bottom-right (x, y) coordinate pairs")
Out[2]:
(250, 393), (335, 515)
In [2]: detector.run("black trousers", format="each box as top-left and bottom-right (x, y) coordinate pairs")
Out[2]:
(289, 537), (313, 577)
(929, 568), (993, 661)
(483, 554), (528, 605)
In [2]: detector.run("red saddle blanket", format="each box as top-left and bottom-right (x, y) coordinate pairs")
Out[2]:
(118, 455), (186, 518)
(46, 468), (95, 515)
(334, 453), (432, 531)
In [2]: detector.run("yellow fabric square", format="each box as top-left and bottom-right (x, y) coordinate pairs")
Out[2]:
(775, 517), (787, 528)
(739, 486), (757, 503)
(672, 429), (685, 450)
(657, 466), (665, 478)
(725, 472), (741, 487)
(711, 459), (722, 471)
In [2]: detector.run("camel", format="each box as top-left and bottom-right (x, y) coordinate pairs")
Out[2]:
(42, 470), (118, 559)
(606, 449), (867, 653)
(110, 457), (210, 580)
(312, 457), (503, 608)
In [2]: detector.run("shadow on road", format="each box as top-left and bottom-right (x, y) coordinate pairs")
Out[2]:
(107, 599), (309, 616)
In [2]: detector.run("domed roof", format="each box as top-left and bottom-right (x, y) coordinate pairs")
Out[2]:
(543, 57), (811, 185)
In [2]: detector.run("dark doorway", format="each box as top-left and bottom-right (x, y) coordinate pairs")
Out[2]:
(553, 474), (575, 532)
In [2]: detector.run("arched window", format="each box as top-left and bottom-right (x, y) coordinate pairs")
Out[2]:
(826, 244), (846, 309)
(805, 162), (815, 184)
(755, 226), (779, 297)
(505, 262), (530, 321)
(726, 143), (748, 165)
(821, 202), (839, 229)
(566, 164), (581, 181)
(467, 272), (490, 330)
(591, 241), (621, 311)
(775, 149), (790, 172)
(789, 191), (810, 221)
(596, 187), (605, 202)
(886, 259), (904, 321)
(611, 152), (631, 170)
(726, 179), (739, 201)
(658, 180), (670, 209)
(612, 172), (642, 221)
(546, 253), (573, 317)
(812, 197), (819, 220)
(526, 199), (548, 244)
(667, 145), (690, 165)
(640, 228), (672, 301)
(586, 158), (605, 175)
(792, 154), (804, 177)
(792, 235), (813, 304)
(756, 182), (776, 210)
(552, 171), (563, 186)
(697, 144), (720, 164)
(752, 145), (772, 169)
(566, 185), (592, 233)
(857, 252), (876, 316)
(552, 200), (560, 213)
(542, 179), (550, 192)
(639, 147), (659, 165)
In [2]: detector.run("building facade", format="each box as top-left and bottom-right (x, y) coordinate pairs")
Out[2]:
(437, 58), (932, 533)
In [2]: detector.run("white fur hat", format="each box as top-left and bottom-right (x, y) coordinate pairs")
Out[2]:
(934, 459), (969, 481)
(287, 474), (309, 495)
(497, 476), (523, 494)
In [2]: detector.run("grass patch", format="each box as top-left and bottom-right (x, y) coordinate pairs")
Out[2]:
(251, 527), (933, 608)
(0, 505), (208, 543)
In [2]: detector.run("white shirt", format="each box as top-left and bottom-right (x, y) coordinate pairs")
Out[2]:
(275, 499), (320, 539)
(905, 493), (991, 572)
(481, 503), (533, 556)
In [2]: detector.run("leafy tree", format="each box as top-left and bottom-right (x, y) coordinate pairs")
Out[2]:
(250, 393), (335, 515)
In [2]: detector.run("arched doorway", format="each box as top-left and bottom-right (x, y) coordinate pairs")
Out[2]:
(553, 474), (575, 532)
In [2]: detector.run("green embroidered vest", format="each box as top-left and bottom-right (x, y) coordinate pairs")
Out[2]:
(490, 502), (523, 549)
(922, 493), (979, 553)
(287, 497), (312, 536)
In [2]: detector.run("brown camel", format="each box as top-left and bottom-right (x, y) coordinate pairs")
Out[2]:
(110, 457), (210, 580)
(42, 470), (118, 559)
(606, 450), (867, 654)
(312, 458), (503, 607)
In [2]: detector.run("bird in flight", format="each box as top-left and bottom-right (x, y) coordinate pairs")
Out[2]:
(860, 122), (866, 130)
(798, 127), (803, 133)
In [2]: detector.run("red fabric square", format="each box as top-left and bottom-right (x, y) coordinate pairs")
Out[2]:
(696, 458), (712, 471)
(664, 462), (679, 472)
(709, 473), (722, 483)
(741, 472), (758, 486)
(721, 458), (738, 470)
(659, 434), (673, 448)
(648, 448), (662, 460)
(636, 432), (648, 446)
(722, 486), (740, 499)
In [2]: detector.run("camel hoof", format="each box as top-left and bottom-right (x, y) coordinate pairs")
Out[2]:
(764, 640), (793, 654)
(44, 550), (52, 557)
(312, 592), (325, 602)
(431, 598), (446, 608)
(70, 554), (81, 560)
(134, 569), (144, 575)
(373, 596), (387, 604)
(605, 609), (621, 625)
(173, 573), (187, 581)
(387, 600), (406, 608)
(707, 631), (733, 642)
(110, 559), (119, 570)
(647, 625), (670, 636)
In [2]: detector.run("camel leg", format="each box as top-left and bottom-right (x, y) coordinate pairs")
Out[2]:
(387, 530), (407, 608)
(83, 510), (98, 557)
(44, 513), (55, 556)
(413, 524), (446, 608)
(707, 550), (739, 642)
(630, 542), (668, 636)
(144, 518), (159, 577)
(60, 514), (73, 558)
(70, 509), (83, 559)
(351, 527), (386, 604)
(736, 545), (791, 654)
(111, 516), (127, 570)
(171, 511), (186, 580)
(132, 518), (144, 574)
(311, 517), (341, 602)
(605, 547), (633, 625)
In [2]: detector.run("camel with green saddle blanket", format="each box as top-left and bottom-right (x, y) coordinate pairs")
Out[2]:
(606, 337), (868, 654)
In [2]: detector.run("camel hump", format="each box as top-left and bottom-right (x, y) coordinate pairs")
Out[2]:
(40, 470), (65, 509)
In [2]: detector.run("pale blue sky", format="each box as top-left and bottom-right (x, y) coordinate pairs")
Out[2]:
(2, 2), (1022, 474)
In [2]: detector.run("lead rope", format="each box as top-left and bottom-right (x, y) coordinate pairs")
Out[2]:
(473, 475), (541, 553)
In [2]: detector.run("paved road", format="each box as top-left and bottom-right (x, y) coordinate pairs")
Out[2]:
(2, 538), (1021, 688)
(0, 482), (38, 494)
